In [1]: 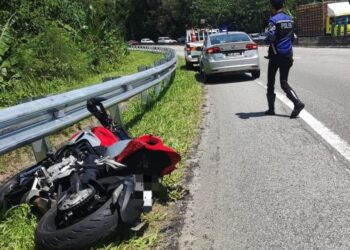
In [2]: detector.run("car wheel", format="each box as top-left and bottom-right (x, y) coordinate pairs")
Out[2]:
(251, 70), (260, 79)
(200, 64), (211, 84)
(185, 60), (192, 70)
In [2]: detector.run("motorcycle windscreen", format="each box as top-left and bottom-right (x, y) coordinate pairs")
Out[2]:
(116, 135), (181, 176)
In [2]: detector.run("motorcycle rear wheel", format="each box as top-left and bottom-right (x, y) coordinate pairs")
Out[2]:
(35, 197), (119, 250)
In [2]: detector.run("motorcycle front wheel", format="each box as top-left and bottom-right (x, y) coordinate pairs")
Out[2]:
(35, 197), (119, 250)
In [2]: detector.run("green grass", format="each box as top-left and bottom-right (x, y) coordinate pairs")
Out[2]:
(0, 58), (203, 249)
(0, 205), (37, 250)
(0, 51), (163, 107)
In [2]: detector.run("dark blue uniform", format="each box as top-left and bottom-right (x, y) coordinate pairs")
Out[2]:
(266, 11), (294, 56)
(265, 11), (304, 118)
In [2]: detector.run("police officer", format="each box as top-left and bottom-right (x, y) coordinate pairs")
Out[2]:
(265, 0), (305, 118)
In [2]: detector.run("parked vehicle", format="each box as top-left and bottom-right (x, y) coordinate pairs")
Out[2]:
(177, 36), (186, 44)
(199, 31), (260, 83)
(184, 28), (219, 69)
(128, 40), (139, 45)
(296, 1), (350, 36)
(184, 41), (204, 69)
(157, 37), (177, 43)
(249, 33), (267, 42)
(0, 97), (181, 250)
(140, 38), (155, 44)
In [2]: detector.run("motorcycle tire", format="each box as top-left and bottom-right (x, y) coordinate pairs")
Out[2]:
(35, 197), (119, 250)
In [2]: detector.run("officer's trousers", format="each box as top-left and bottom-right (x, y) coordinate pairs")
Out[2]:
(267, 54), (295, 97)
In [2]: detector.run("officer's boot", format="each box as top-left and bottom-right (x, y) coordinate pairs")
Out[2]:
(286, 90), (305, 118)
(265, 93), (276, 115)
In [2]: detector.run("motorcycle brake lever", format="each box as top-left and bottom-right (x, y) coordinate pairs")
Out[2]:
(95, 157), (127, 168)
(105, 160), (127, 170)
(94, 157), (108, 165)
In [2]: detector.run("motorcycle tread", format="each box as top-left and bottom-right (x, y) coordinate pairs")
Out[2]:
(35, 197), (118, 250)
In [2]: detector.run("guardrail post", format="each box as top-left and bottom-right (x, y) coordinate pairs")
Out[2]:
(141, 90), (150, 106)
(31, 137), (52, 162)
(164, 74), (171, 86)
(109, 104), (124, 127)
(138, 65), (150, 106)
(155, 74), (161, 96)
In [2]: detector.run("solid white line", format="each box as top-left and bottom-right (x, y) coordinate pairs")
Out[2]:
(255, 80), (350, 163)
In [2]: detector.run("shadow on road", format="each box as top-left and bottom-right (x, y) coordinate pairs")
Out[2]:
(194, 73), (254, 85)
(235, 111), (290, 119)
(211, 74), (254, 84)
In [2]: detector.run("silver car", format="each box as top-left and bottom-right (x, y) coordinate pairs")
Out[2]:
(199, 32), (260, 83)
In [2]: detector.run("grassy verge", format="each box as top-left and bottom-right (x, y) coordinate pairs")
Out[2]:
(0, 58), (203, 249)
(0, 51), (163, 107)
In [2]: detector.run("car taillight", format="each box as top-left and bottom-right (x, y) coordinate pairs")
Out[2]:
(246, 43), (258, 50)
(206, 47), (221, 54)
(186, 44), (199, 52)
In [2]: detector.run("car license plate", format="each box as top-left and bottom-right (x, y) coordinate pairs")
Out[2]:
(227, 52), (241, 57)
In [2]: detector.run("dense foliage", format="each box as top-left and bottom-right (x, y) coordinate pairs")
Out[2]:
(0, 0), (128, 106)
(121, 0), (327, 40)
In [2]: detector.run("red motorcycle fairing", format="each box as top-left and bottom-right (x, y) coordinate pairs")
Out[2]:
(116, 135), (181, 176)
(91, 127), (119, 147)
(69, 126), (180, 176)
(69, 126), (119, 147)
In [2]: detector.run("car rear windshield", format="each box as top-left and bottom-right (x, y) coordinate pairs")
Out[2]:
(210, 34), (250, 45)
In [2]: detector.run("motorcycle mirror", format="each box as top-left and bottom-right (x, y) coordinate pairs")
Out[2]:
(87, 98), (112, 128)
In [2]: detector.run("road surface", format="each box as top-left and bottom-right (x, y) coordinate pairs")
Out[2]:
(170, 45), (350, 249)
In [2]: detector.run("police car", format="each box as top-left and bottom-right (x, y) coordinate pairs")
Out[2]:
(199, 31), (260, 83)
(184, 28), (219, 69)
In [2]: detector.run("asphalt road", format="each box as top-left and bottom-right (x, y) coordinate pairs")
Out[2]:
(169, 46), (350, 249)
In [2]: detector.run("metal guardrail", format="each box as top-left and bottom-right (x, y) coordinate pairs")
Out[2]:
(0, 46), (177, 160)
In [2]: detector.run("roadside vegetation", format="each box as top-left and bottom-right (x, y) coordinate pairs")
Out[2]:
(0, 1), (128, 107)
(114, 0), (319, 41)
(0, 58), (203, 249)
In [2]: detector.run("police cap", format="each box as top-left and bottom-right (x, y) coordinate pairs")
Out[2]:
(270, 0), (284, 9)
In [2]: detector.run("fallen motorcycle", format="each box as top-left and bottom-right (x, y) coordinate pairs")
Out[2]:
(0, 97), (181, 250)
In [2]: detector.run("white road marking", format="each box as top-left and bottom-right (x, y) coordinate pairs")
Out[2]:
(255, 80), (350, 163)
